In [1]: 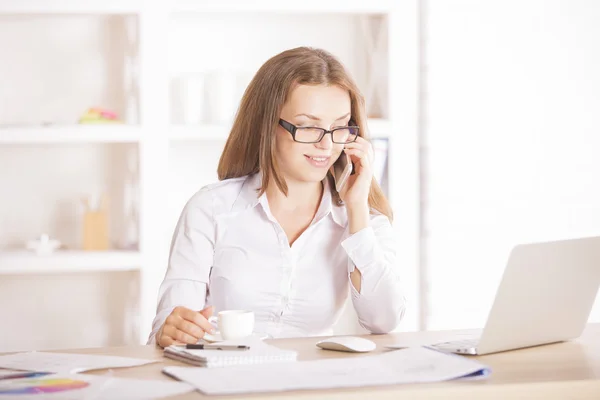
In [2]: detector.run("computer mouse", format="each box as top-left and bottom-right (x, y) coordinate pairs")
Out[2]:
(315, 336), (377, 353)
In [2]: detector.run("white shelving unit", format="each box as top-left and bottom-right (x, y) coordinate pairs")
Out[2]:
(0, 1), (420, 345)
(0, 0), (399, 14)
(0, 0), (143, 14)
(0, 251), (141, 274)
(167, 125), (231, 142)
(0, 120), (392, 145)
(171, 0), (399, 14)
(0, 125), (142, 144)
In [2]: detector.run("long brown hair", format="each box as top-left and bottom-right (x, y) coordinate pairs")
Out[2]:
(217, 47), (393, 221)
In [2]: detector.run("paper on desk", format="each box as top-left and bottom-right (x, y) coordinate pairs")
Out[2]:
(162, 346), (491, 395)
(0, 352), (157, 373)
(0, 373), (193, 400)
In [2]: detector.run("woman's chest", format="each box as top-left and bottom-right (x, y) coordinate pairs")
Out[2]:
(209, 213), (349, 309)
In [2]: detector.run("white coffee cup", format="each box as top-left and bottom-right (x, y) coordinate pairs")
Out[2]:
(203, 310), (254, 341)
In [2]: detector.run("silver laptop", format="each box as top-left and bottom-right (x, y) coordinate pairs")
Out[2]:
(432, 236), (600, 355)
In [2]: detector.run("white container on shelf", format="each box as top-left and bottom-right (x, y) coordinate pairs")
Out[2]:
(204, 70), (239, 125)
(26, 234), (61, 256)
(171, 74), (205, 124)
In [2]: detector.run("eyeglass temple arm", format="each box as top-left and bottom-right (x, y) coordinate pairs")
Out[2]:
(278, 119), (296, 133)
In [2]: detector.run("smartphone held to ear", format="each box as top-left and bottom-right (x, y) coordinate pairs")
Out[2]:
(330, 152), (353, 192)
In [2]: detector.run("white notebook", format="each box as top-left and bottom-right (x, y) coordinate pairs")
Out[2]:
(164, 341), (297, 368)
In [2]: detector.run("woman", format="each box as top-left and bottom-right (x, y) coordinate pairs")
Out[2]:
(150, 47), (406, 347)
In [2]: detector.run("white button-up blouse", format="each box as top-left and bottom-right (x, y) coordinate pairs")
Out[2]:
(148, 173), (406, 343)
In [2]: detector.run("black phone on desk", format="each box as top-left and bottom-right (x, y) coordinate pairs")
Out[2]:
(330, 151), (353, 192)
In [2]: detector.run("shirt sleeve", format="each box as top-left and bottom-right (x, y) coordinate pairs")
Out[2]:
(147, 189), (216, 345)
(341, 214), (407, 334)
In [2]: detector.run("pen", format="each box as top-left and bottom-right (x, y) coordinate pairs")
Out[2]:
(183, 344), (250, 351)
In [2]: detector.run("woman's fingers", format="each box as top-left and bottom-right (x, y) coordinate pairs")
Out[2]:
(162, 324), (198, 344)
(157, 334), (186, 348)
(157, 335), (174, 347)
(157, 306), (216, 348)
(178, 319), (206, 339)
(343, 148), (372, 175)
(343, 140), (373, 159)
(178, 307), (215, 334)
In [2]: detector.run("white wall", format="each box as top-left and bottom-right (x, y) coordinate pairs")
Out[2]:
(424, 0), (600, 329)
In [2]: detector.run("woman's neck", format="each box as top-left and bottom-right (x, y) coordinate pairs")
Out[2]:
(265, 177), (323, 214)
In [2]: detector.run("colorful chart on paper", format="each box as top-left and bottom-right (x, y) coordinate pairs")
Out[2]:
(0, 378), (89, 395)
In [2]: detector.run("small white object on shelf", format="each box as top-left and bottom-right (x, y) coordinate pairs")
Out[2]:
(26, 234), (61, 255)
(0, 250), (142, 274)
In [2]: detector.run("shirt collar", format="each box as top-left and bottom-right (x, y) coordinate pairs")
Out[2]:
(231, 172), (348, 228)
(232, 172), (263, 212)
(318, 177), (348, 228)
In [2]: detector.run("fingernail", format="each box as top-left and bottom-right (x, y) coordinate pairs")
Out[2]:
(210, 329), (216, 334)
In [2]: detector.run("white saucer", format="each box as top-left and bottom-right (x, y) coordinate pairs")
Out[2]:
(202, 332), (270, 343)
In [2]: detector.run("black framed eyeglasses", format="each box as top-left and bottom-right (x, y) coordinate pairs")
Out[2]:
(278, 119), (359, 144)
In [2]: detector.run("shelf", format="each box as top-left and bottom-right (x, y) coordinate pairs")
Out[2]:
(0, 122), (389, 144)
(168, 125), (230, 142)
(0, 125), (143, 144)
(1, 1), (396, 15)
(0, 0), (142, 14)
(172, 0), (397, 14)
(168, 119), (391, 142)
(0, 250), (142, 274)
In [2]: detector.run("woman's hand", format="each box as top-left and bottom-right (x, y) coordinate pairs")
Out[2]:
(339, 136), (374, 209)
(340, 136), (372, 292)
(157, 306), (215, 348)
